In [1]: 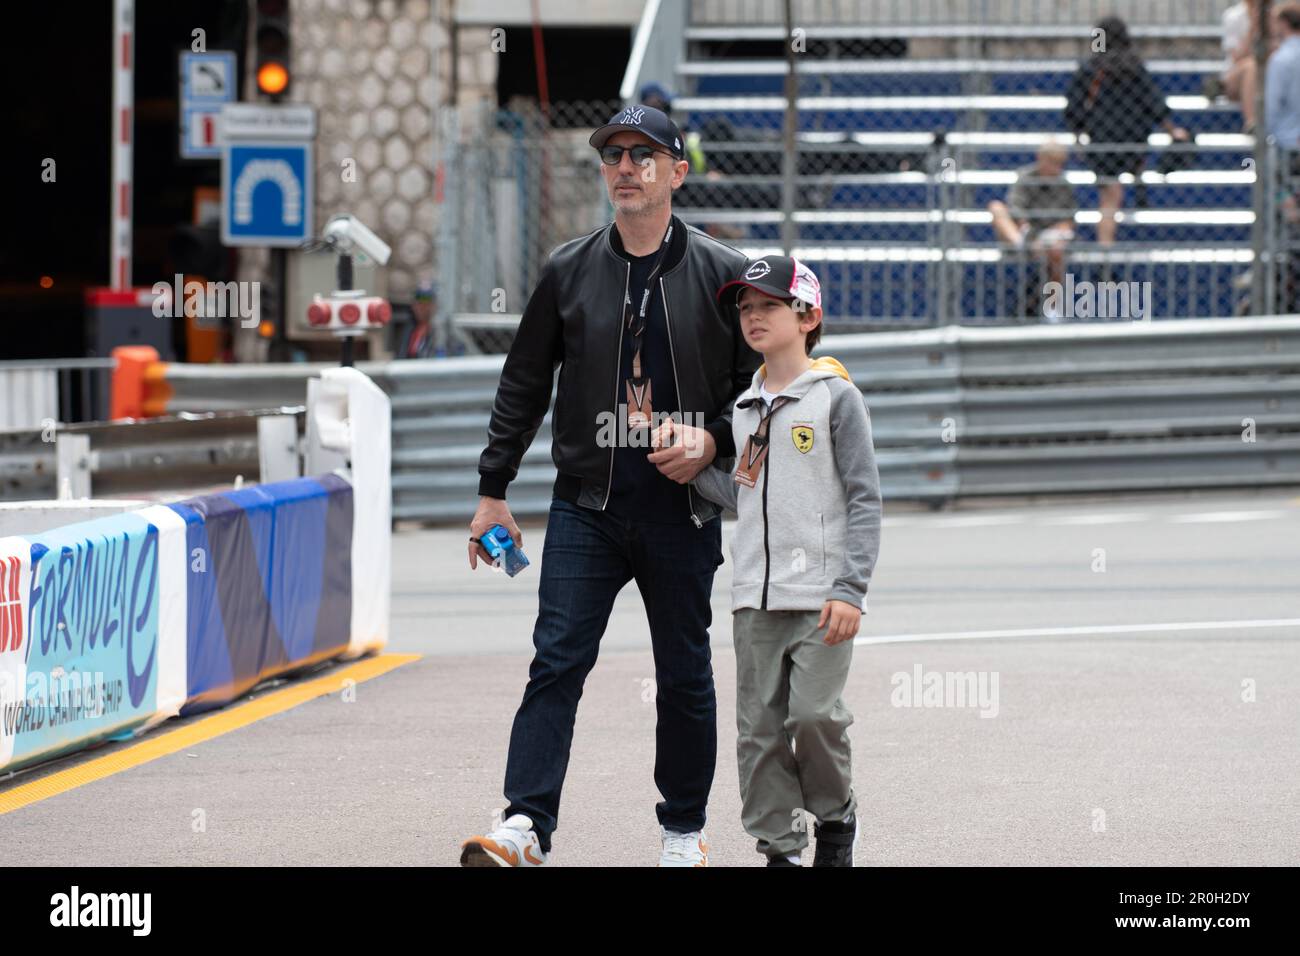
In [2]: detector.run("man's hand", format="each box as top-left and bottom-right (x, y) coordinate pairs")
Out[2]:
(469, 496), (522, 570)
(646, 420), (717, 483)
(818, 599), (862, 645)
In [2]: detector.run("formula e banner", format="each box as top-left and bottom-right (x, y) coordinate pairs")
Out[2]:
(0, 513), (181, 772)
(0, 474), (359, 775)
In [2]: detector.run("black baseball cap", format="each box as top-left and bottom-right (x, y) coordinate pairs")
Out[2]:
(717, 256), (823, 310)
(589, 104), (685, 159)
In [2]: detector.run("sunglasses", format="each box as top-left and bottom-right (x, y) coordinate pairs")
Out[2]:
(598, 144), (676, 166)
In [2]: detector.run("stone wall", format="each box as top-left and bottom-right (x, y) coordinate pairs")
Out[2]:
(238, 0), (458, 359)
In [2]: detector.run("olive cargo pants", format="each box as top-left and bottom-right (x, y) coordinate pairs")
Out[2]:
(732, 607), (857, 858)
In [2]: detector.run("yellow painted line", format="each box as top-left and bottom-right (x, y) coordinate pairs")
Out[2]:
(0, 652), (420, 815)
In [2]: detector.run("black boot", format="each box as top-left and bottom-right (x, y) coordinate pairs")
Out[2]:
(813, 814), (856, 867)
(766, 855), (800, 867)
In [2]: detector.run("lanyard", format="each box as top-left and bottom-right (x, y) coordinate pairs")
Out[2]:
(734, 394), (792, 488)
(623, 222), (674, 428)
(625, 223), (674, 369)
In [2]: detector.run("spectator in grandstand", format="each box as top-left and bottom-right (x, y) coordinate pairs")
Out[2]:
(1064, 16), (1191, 248)
(1265, 3), (1300, 150)
(987, 142), (1077, 295)
(1222, 0), (1264, 132)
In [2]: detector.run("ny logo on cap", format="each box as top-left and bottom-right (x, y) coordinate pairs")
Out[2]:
(744, 260), (772, 280)
(618, 107), (646, 125)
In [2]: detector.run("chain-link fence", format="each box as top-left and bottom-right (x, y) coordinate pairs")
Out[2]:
(436, 2), (1296, 349)
(690, 0), (1230, 27)
(436, 100), (616, 354)
(1263, 147), (1300, 316)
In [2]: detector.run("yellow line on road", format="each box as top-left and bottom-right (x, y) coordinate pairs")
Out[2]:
(0, 652), (420, 815)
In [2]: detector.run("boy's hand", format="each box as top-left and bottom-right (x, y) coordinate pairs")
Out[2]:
(818, 599), (861, 645)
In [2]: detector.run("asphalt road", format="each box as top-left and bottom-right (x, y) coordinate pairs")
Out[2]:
(3, 488), (1298, 866)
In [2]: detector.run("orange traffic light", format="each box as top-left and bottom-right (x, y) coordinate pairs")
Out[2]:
(257, 62), (289, 97)
(255, 0), (291, 100)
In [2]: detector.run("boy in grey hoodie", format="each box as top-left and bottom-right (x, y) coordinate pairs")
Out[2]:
(659, 256), (882, 867)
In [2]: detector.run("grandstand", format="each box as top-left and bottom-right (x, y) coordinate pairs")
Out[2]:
(650, 0), (1260, 327)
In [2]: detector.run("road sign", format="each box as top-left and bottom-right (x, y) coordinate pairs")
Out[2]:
(221, 142), (313, 247)
(179, 51), (236, 160)
(219, 103), (316, 248)
(219, 103), (316, 140)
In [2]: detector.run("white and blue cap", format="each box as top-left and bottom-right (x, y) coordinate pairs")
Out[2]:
(589, 103), (685, 159)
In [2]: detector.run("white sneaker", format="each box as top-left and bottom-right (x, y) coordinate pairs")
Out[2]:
(659, 827), (709, 867)
(460, 813), (549, 867)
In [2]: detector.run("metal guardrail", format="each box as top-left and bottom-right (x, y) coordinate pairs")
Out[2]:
(0, 358), (114, 429)
(146, 363), (326, 412)
(35, 317), (1300, 520)
(387, 316), (1300, 517)
(0, 407), (305, 501)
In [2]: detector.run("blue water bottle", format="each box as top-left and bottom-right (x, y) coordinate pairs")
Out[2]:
(480, 524), (530, 577)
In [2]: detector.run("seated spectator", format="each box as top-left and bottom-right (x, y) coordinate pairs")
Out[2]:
(988, 143), (1077, 300)
(1266, 3), (1300, 150)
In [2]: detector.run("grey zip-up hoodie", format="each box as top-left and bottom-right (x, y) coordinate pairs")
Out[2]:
(690, 356), (882, 612)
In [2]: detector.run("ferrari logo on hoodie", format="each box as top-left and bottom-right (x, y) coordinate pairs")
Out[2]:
(792, 425), (814, 454)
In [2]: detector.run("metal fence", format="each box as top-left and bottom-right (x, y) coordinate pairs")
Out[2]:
(437, 113), (1291, 334)
(436, 100), (616, 355)
(0, 407), (305, 502)
(90, 316), (1300, 522)
(1263, 145), (1300, 316)
(387, 317), (1300, 518)
(434, 0), (1297, 346)
(689, 0), (1232, 27)
(0, 359), (113, 429)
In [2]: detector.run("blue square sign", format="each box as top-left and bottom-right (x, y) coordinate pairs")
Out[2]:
(221, 142), (313, 247)
(179, 51), (236, 159)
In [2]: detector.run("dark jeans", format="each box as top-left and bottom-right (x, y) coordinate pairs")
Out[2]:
(503, 497), (724, 852)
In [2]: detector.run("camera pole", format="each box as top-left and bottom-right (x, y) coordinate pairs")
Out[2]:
(337, 250), (354, 368)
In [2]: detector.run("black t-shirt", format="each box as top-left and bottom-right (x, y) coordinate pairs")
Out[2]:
(605, 249), (693, 524)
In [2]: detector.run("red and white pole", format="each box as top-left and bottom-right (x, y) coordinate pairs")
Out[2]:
(110, 0), (134, 290)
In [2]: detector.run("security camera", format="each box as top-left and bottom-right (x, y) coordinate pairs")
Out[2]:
(322, 214), (391, 266)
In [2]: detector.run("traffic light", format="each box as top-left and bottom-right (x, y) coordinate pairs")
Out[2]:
(254, 0), (290, 100)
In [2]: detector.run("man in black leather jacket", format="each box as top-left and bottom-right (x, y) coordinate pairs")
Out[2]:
(460, 104), (759, 867)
